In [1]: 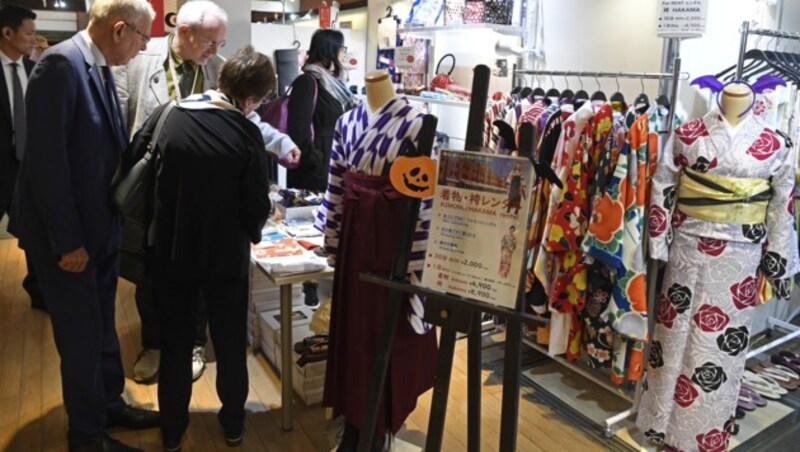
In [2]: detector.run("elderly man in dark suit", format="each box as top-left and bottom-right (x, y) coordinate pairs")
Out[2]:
(9, 0), (159, 450)
(0, 4), (43, 312)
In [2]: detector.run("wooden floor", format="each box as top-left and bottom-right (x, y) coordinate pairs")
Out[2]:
(0, 238), (606, 451)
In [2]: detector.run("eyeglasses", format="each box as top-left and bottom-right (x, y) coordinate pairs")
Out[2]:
(200, 37), (226, 49)
(339, 46), (348, 54)
(124, 22), (151, 44)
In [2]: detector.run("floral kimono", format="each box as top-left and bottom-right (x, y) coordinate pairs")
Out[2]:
(637, 111), (799, 451)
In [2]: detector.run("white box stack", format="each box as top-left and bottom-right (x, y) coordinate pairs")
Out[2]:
(247, 260), (303, 349)
(274, 335), (327, 406)
(258, 305), (314, 372)
(259, 305), (327, 405)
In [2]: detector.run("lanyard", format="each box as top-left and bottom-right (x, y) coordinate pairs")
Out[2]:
(167, 53), (199, 102)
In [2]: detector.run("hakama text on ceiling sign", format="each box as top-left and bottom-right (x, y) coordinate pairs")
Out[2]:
(421, 150), (533, 310)
(657, 0), (708, 39)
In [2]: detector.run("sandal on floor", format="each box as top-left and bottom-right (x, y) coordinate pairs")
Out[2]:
(778, 350), (800, 361)
(739, 384), (768, 407)
(743, 371), (788, 399)
(735, 406), (746, 419)
(737, 392), (757, 411)
(750, 362), (800, 389)
(771, 355), (800, 374)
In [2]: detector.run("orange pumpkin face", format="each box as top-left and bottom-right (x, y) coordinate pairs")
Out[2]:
(389, 155), (436, 198)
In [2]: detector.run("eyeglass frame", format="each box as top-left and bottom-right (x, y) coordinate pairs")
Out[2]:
(199, 37), (226, 49)
(123, 21), (151, 44)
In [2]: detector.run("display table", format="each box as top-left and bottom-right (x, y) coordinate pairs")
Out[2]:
(253, 262), (334, 430)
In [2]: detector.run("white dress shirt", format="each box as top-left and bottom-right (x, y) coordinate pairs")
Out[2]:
(0, 49), (29, 129)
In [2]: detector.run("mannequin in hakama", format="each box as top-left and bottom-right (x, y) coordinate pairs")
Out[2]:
(315, 71), (438, 451)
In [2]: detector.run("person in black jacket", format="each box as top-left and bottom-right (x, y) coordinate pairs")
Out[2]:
(287, 28), (356, 191)
(126, 45), (272, 451)
(287, 29), (356, 306)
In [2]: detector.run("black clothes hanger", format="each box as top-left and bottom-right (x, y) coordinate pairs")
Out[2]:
(589, 73), (606, 101)
(560, 75), (574, 102)
(510, 86), (523, 96)
(609, 75), (626, 106)
(544, 75), (560, 99)
(632, 76), (650, 115)
(520, 87), (533, 99)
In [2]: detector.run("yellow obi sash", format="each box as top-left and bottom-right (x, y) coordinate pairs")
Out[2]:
(676, 168), (772, 224)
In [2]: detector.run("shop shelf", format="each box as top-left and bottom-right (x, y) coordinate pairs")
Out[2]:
(400, 23), (525, 38)
(405, 94), (471, 108)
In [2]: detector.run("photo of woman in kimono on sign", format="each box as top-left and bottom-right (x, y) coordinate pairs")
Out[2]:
(499, 225), (517, 278)
(506, 162), (525, 214)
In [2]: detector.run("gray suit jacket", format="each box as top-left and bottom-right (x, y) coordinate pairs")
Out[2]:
(113, 36), (223, 137)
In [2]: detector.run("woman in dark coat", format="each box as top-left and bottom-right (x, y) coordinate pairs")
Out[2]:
(287, 29), (357, 306)
(127, 46), (273, 451)
(286, 29), (357, 192)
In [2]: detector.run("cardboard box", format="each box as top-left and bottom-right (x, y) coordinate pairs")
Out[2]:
(276, 203), (317, 222)
(259, 306), (314, 372)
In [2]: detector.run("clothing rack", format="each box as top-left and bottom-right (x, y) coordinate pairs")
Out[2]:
(736, 21), (800, 80)
(510, 61), (684, 436)
(515, 67), (687, 132)
(733, 21), (800, 359)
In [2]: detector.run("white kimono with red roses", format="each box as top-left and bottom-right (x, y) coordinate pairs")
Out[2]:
(636, 110), (799, 452)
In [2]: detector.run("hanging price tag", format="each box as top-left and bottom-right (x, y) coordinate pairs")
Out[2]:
(657, 0), (708, 39)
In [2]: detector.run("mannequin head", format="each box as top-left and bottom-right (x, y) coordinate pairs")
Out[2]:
(719, 82), (754, 127)
(365, 70), (395, 113)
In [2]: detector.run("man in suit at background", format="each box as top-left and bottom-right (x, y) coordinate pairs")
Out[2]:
(9, 0), (159, 450)
(0, 4), (43, 312)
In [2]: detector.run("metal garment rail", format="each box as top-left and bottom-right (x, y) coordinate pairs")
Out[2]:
(733, 21), (800, 360)
(512, 61), (685, 436)
(736, 21), (800, 80)
(514, 69), (690, 81)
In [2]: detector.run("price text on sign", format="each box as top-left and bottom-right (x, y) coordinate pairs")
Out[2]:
(421, 150), (533, 309)
(657, 0), (708, 39)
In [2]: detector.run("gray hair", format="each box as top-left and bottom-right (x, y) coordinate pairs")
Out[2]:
(176, 1), (228, 28)
(89, 0), (155, 24)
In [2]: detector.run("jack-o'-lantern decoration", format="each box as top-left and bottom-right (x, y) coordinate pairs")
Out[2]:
(390, 155), (436, 198)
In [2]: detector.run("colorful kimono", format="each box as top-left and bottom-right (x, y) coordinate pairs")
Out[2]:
(637, 111), (799, 451)
(315, 96), (438, 436)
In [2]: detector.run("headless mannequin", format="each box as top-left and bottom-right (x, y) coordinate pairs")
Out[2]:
(365, 70), (396, 113)
(720, 83), (754, 127)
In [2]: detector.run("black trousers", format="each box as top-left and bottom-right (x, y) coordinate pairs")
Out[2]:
(27, 245), (126, 444)
(154, 257), (249, 441)
(136, 266), (208, 350)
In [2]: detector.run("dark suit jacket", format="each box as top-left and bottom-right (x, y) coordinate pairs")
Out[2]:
(0, 57), (35, 215)
(10, 35), (128, 259)
(125, 101), (270, 278)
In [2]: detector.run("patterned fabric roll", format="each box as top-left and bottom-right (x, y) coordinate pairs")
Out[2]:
(485, 0), (513, 25)
(445, 0), (465, 25)
(463, 0), (485, 24)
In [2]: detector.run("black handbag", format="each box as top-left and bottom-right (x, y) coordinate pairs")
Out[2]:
(111, 101), (176, 284)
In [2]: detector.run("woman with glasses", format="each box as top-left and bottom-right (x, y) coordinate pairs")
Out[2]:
(120, 45), (273, 451)
(286, 28), (357, 192)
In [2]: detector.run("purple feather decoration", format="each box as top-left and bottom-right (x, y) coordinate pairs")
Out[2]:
(690, 75), (724, 93)
(751, 74), (786, 94)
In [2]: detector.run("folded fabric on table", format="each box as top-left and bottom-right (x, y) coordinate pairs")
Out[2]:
(260, 255), (327, 276)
